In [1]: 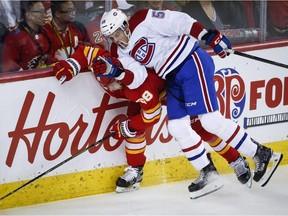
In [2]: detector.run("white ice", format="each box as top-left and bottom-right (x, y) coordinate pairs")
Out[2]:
(1, 165), (287, 215)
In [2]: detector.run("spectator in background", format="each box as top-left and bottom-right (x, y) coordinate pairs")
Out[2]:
(267, 1), (288, 39)
(213, 1), (248, 29)
(137, 0), (177, 11)
(181, 0), (225, 30)
(73, 1), (92, 27)
(0, 0), (21, 31)
(86, 0), (135, 49)
(146, 0), (169, 10)
(43, 1), (90, 62)
(2, 1), (52, 72)
(181, 0), (249, 30)
(85, 1), (106, 49)
(85, 1), (105, 20)
(116, 0), (136, 20)
(241, 1), (259, 28)
(0, 22), (9, 73)
(42, 0), (52, 21)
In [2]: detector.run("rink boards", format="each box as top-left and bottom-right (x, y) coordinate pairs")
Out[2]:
(0, 41), (288, 209)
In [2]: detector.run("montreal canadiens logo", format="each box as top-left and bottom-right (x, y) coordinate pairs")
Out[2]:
(130, 38), (155, 65)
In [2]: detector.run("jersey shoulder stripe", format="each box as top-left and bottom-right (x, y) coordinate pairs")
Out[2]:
(129, 9), (149, 33)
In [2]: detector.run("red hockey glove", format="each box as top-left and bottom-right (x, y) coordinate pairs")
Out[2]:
(110, 120), (136, 140)
(92, 56), (124, 78)
(203, 29), (231, 58)
(53, 58), (80, 84)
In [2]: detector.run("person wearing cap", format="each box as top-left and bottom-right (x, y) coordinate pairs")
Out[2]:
(116, 0), (136, 20)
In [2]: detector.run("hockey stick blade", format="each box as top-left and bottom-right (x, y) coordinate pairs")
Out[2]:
(0, 132), (114, 202)
(226, 49), (288, 69)
(259, 152), (283, 187)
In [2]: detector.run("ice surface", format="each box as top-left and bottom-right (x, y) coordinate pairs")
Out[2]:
(1, 165), (287, 215)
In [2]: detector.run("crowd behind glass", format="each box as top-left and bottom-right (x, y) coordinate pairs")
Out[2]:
(0, 0), (287, 73)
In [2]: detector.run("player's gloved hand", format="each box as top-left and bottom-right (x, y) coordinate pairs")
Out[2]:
(203, 29), (231, 58)
(92, 56), (124, 78)
(110, 120), (136, 140)
(53, 58), (80, 84)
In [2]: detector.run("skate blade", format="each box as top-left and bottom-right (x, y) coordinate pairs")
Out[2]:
(259, 152), (283, 187)
(245, 175), (252, 188)
(190, 178), (224, 199)
(115, 183), (140, 193)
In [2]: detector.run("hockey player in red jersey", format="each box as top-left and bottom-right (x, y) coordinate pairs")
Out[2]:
(53, 44), (165, 192)
(95, 8), (283, 198)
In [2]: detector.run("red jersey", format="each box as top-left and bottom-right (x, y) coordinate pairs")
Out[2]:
(69, 45), (166, 134)
(2, 22), (52, 72)
(86, 15), (106, 49)
(43, 21), (85, 62)
(268, 1), (288, 29)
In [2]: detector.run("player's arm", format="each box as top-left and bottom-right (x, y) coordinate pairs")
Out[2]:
(148, 9), (231, 58)
(92, 54), (148, 90)
(190, 20), (232, 58)
(53, 45), (109, 83)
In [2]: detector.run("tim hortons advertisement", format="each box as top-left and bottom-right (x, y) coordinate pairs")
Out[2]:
(0, 47), (287, 184)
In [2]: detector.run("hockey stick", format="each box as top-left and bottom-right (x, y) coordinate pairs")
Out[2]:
(227, 49), (288, 69)
(0, 132), (114, 202)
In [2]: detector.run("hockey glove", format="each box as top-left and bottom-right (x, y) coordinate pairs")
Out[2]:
(110, 120), (136, 140)
(54, 58), (80, 84)
(203, 29), (231, 58)
(92, 56), (124, 78)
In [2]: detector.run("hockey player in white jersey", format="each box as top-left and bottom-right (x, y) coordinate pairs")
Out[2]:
(96, 8), (283, 198)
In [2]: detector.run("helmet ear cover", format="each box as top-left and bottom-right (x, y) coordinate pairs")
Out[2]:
(100, 9), (128, 37)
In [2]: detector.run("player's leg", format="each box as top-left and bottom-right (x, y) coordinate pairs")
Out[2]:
(191, 116), (252, 187)
(200, 111), (283, 186)
(165, 49), (224, 198)
(115, 135), (146, 193)
(115, 102), (146, 193)
(181, 47), (282, 187)
(167, 115), (223, 199)
(250, 138), (283, 187)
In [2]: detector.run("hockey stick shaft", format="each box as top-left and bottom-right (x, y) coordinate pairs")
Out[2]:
(227, 49), (288, 69)
(0, 132), (114, 202)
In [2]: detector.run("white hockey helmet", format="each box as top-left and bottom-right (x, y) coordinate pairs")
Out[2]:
(100, 9), (128, 37)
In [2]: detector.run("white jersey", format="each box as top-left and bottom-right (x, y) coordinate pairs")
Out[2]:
(117, 9), (207, 82)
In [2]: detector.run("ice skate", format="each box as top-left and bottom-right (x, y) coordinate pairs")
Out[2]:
(188, 154), (224, 199)
(229, 155), (252, 188)
(252, 143), (283, 187)
(115, 166), (143, 193)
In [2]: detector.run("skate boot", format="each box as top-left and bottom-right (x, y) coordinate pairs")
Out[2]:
(252, 143), (283, 187)
(229, 155), (252, 188)
(188, 153), (224, 199)
(115, 165), (143, 193)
